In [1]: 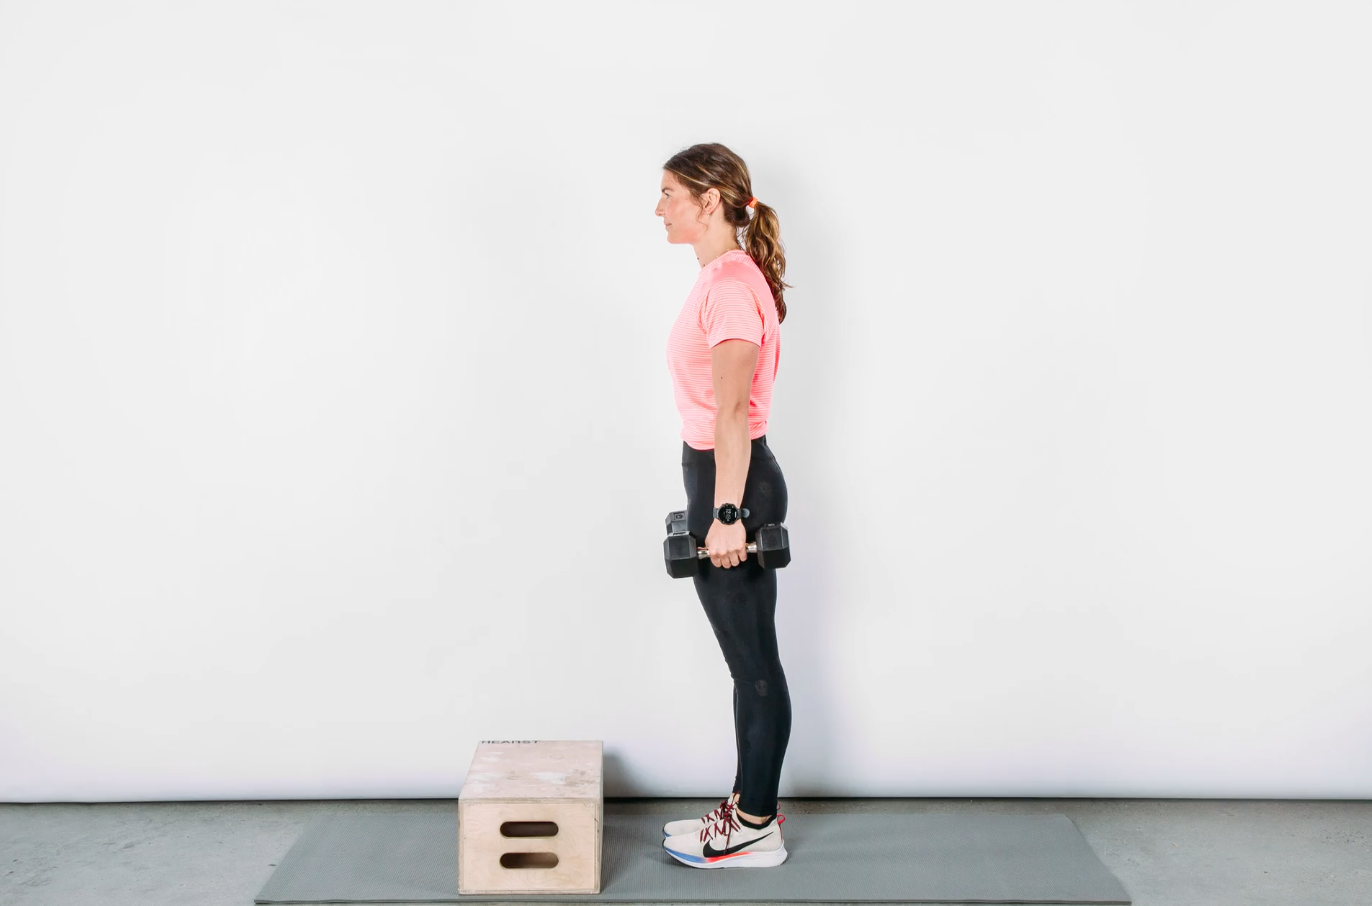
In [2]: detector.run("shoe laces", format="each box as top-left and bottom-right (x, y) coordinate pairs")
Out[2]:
(700, 801), (786, 841)
(706, 797), (734, 822)
(699, 800), (741, 843)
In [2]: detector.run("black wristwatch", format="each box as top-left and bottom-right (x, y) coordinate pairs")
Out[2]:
(712, 503), (750, 525)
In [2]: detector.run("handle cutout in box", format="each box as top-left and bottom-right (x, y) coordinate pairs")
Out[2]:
(500, 852), (560, 869)
(500, 821), (558, 837)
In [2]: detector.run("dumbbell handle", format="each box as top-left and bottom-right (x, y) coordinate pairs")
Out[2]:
(697, 543), (758, 559)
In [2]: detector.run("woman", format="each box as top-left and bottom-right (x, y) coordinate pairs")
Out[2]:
(655, 143), (793, 869)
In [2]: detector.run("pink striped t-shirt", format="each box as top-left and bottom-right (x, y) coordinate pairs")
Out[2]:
(665, 248), (781, 450)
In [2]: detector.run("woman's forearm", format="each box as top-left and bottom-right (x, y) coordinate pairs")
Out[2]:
(713, 409), (751, 511)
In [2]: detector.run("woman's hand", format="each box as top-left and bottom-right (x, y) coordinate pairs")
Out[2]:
(705, 519), (748, 568)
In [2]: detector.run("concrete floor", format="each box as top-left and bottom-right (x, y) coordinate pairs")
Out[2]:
(1, 797), (1369, 906)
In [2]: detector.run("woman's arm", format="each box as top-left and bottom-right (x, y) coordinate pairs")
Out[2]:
(711, 339), (761, 511)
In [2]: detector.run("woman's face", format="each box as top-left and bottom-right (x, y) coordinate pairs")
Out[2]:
(656, 171), (716, 244)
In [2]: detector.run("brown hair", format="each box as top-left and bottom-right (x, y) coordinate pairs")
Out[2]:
(662, 143), (792, 324)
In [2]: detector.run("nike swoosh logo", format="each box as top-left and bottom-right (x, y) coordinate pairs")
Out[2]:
(703, 830), (773, 857)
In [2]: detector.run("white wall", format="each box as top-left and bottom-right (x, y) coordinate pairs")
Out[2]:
(1, 1), (1369, 803)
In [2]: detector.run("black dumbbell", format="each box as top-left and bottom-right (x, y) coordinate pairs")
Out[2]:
(663, 509), (791, 578)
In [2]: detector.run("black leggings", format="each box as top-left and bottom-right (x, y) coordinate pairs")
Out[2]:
(681, 434), (791, 819)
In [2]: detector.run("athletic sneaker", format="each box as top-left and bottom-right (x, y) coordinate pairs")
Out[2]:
(662, 794), (741, 838)
(662, 801), (787, 868)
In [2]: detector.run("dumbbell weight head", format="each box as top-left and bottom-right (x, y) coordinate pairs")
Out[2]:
(664, 510), (697, 578)
(753, 522), (791, 569)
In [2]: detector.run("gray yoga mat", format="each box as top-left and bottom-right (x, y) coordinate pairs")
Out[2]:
(255, 806), (1130, 904)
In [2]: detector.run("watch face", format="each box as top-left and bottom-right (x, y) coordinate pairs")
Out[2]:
(719, 504), (737, 522)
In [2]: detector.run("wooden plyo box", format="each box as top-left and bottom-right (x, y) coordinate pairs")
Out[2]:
(458, 740), (603, 895)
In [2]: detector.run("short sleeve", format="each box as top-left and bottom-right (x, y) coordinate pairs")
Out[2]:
(701, 278), (764, 348)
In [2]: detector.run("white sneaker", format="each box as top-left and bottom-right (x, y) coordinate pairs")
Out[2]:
(662, 803), (788, 868)
(662, 794), (740, 837)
